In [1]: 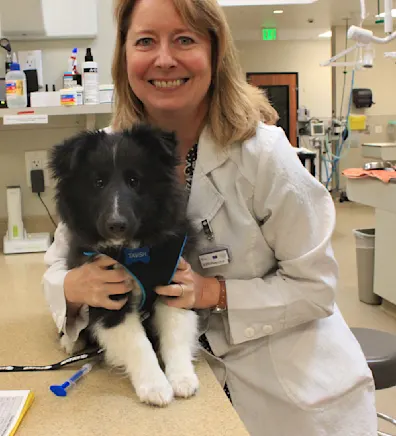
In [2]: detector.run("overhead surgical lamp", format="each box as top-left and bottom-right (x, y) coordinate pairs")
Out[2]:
(321, 0), (396, 68)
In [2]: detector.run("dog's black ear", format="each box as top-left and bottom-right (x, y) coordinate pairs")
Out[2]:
(49, 131), (99, 180)
(158, 130), (179, 159)
(49, 135), (85, 180)
(127, 124), (180, 165)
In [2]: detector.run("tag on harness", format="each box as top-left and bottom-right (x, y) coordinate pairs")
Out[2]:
(124, 247), (150, 265)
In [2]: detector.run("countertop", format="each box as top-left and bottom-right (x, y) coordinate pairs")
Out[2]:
(0, 252), (249, 436)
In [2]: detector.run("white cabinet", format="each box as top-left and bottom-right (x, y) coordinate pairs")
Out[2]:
(0, 0), (98, 40)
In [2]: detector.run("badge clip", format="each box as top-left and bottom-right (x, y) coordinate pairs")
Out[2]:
(201, 219), (214, 241)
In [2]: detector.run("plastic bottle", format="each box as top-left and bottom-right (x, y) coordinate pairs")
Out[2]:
(5, 59), (27, 109)
(82, 48), (99, 105)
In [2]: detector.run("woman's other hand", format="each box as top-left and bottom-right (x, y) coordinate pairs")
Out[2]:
(155, 257), (221, 309)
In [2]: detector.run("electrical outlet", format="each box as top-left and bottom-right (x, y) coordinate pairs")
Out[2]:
(375, 125), (383, 134)
(18, 50), (44, 88)
(25, 150), (50, 188)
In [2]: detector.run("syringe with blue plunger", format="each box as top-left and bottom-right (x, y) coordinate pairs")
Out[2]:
(50, 363), (94, 397)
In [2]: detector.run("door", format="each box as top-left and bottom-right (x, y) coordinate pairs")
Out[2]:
(247, 73), (298, 147)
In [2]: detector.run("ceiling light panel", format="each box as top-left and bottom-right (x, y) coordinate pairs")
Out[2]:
(218, 0), (318, 6)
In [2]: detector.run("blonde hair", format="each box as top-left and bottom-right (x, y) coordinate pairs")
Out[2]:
(111, 0), (278, 146)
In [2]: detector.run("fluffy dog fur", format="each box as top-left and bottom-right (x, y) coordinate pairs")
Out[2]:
(49, 125), (199, 406)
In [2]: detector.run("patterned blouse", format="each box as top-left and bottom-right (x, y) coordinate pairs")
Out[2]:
(184, 143), (198, 193)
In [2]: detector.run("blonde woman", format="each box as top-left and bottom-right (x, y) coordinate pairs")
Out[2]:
(43, 0), (378, 434)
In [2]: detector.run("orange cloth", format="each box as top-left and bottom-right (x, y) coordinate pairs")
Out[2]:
(342, 168), (396, 183)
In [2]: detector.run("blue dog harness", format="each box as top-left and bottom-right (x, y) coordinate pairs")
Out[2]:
(84, 234), (188, 314)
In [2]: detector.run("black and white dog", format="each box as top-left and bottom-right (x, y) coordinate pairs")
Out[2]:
(49, 125), (199, 406)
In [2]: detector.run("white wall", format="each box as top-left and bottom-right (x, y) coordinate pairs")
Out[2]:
(236, 39), (332, 119)
(332, 25), (396, 189)
(0, 0), (115, 221)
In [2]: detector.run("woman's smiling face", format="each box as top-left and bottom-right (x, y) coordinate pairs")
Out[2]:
(125, 0), (212, 117)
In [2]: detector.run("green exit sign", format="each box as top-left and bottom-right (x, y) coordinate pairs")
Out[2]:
(262, 28), (277, 41)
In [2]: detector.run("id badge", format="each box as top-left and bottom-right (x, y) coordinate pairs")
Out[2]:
(198, 248), (231, 269)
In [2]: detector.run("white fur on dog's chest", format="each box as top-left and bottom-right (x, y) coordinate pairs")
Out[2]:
(91, 302), (199, 406)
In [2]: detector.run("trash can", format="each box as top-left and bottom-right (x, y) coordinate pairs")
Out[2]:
(353, 228), (382, 305)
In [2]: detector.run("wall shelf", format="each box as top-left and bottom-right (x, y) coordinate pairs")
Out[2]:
(0, 104), (113, 129)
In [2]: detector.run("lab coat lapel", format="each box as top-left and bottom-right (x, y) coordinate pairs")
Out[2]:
(186, 126), (227, 231)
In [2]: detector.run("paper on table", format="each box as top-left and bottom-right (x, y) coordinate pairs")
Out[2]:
(0, 391), (34, 436)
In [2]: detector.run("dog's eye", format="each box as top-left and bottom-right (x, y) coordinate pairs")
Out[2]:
(95, 178), (105, 188)
(128, 177), (139, 188)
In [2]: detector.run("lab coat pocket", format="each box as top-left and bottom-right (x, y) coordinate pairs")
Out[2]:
(269, 310), (374, 411)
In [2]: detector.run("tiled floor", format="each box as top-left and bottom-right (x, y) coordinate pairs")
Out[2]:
(333, 201), (396, 435)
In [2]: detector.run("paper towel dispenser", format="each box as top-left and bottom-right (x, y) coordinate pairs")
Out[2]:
(0, 0), (98, 40)
(352, 88), (374, 109)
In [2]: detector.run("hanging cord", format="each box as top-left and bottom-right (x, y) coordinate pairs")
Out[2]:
(37, 192), (57, 229)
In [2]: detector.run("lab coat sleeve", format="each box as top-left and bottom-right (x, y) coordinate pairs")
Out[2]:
(226, 128), (338, 345)
(42, 222), (89, 349)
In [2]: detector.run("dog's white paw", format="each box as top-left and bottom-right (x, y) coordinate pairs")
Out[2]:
(167, 371), (199, 398)
(135, 376), (174, 407)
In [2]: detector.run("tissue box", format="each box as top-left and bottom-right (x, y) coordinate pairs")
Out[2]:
(30, 91), (61, 107)
(99, 84), (114, 104)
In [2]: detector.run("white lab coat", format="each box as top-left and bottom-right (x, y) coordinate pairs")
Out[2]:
(42, 122), (378, 436)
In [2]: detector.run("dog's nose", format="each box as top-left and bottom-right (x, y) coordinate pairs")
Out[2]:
(106, 218), (128, 236)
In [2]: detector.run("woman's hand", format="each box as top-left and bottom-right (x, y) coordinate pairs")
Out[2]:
(64, 255), (131, 313)
(155, 257), (221, 309)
